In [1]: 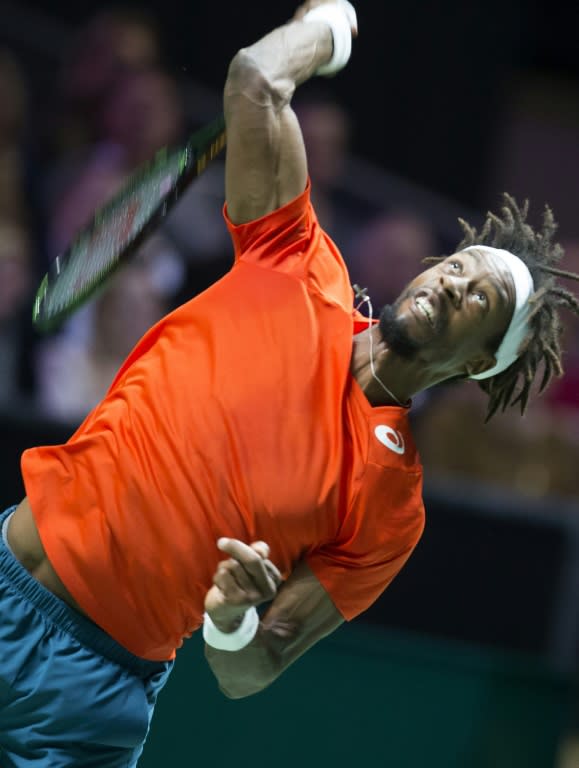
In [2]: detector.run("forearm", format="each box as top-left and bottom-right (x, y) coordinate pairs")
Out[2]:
(204, 565), (343, 699)
(224, 19), (332, 223)
(204, 624), (283, 699)
(224, 3), (356, 223)
(226, 20), (333, 113)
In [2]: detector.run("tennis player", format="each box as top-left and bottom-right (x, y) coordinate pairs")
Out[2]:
(2, 1), (579, 765)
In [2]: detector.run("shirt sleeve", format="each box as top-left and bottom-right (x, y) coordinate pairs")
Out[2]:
(223, 181), (314, 268)
(306, 465), (425, 620)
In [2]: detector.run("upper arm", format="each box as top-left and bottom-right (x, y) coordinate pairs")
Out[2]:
(224, 49), (308, 225)
(259, 559), (344, 668)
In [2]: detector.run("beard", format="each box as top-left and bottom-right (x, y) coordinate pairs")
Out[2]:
(378, 303), (422, 360)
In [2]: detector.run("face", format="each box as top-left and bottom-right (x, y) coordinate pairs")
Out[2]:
(378, 248), (516, 377)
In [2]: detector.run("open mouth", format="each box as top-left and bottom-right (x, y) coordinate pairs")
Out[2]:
(415, 295), (435, 327)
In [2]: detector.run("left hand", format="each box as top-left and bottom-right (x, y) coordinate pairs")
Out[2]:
(204, 538), (283, 632)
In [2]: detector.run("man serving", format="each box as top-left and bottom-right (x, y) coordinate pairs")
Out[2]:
(1, 2), (578, 766)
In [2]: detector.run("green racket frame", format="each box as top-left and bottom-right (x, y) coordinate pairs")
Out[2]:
(33, 113), (226, 332)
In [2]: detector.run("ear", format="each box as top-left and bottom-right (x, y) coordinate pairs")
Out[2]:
(464, 354), (496, 378)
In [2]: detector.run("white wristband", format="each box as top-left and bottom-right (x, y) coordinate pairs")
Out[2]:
(203, 607), (259, 652)
(303, 1), (357, 77)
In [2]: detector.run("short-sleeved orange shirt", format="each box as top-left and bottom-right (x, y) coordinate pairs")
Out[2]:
(21, 182), (424, 661)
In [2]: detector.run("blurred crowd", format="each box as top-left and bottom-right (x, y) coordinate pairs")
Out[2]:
(0, 5), (578, 502)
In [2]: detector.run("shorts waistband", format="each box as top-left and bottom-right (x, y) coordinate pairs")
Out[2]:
(0, 505), (168, 679)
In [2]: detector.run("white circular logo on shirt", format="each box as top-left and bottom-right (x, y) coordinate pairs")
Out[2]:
(374, 425), (405, 455)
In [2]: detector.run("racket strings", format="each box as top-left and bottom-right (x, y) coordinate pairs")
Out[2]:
(34, 114), (226, 330)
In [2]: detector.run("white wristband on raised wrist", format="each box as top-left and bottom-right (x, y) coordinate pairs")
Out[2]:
(303, 0), (358, 77)
(203, 607), (259, 652)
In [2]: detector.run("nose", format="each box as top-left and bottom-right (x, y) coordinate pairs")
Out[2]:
(439, 274), (464, 309)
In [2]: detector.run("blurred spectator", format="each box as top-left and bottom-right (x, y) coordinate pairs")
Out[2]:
(36, 64), (187, 420)
(295, 91), (370, 253)
(297, 96), (349, 228)
(44, 6), (231, 290)
(160, 156), (232, 303)
(0, 51), (39, 407)
(295, 90), (443, 313)
(36, 9), (240, 420)
(544, 239), (579, 416)
(43, 8), (163, 216)
(49, 66), (184, 257)
(0, 221), (33, 407)
(414, 366), (579, 500)
(53, 8), (161, 153)
(346, 209), (439, 309)
(0, 50), (30, 228)
(36, 236), (182, 422)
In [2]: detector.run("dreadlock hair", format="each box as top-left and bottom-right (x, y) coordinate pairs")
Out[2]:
(428, 194), (579, 421)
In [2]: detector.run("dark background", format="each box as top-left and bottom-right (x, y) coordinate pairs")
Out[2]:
(4, 0), (579, 674)
(17, 0), (579, 213)
(1, 3), (578, 763)
(2, 0), (577, 660)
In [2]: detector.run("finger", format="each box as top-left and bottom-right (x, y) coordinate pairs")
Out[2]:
(221, 539), (283, 588)
(263, 559), (284, 587)
(219, 559), (262, 598)
(218, 537), (258, 560)
(249, 540), (270, 559)
(246, 542), (284, 584)
(221, 553), (283, 599)
(213, 568), (255, 606)
(218, 539), (277, 596)
(218, 538), (271, 573)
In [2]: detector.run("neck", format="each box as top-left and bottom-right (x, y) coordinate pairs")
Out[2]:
(351, 326), (411, 407)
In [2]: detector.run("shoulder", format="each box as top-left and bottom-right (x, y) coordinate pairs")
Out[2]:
(223, 179), (354, 309)
(223, 180), (315, 267)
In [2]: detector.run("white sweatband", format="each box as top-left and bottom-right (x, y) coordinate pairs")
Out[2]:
(203, 607), (259, 652)
(303, 1), (357, 76)
(464, 245), (535, 380)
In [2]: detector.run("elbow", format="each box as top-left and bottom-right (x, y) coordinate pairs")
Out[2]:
(217, 679), (272, 700)
(225, 49), (291, 112)
(205, 643), (283, 700)
(215, 667), (280, 700)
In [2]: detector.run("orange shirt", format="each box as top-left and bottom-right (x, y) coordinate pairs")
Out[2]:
(21, 182), (424, 661)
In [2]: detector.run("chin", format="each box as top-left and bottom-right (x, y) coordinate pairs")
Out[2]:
(378, 304), (423, 360)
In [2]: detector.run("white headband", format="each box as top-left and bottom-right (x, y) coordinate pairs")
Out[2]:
(464, 245), (535, 380)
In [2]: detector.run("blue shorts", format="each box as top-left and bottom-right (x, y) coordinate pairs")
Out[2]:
(0, 505), (174, 767)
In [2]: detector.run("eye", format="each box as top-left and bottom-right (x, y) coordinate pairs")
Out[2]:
(447, 260), (462, 273)
(472, 290), (487, 305)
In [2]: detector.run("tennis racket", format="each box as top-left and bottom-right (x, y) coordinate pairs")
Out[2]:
(33, 113), (226, 332)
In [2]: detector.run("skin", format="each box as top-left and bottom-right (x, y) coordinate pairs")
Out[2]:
(352, 248), (516, 407)
(8, 2), (515, 699)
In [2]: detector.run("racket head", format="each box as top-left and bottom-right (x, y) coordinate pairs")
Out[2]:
(33, 113), (226, 332)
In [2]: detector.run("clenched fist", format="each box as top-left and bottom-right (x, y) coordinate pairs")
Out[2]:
(204, 538), (283, 632)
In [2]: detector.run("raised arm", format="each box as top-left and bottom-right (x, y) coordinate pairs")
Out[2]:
(224, 1), (357, 224)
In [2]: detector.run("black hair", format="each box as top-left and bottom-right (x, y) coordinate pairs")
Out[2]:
(431, 194), (579, 420)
